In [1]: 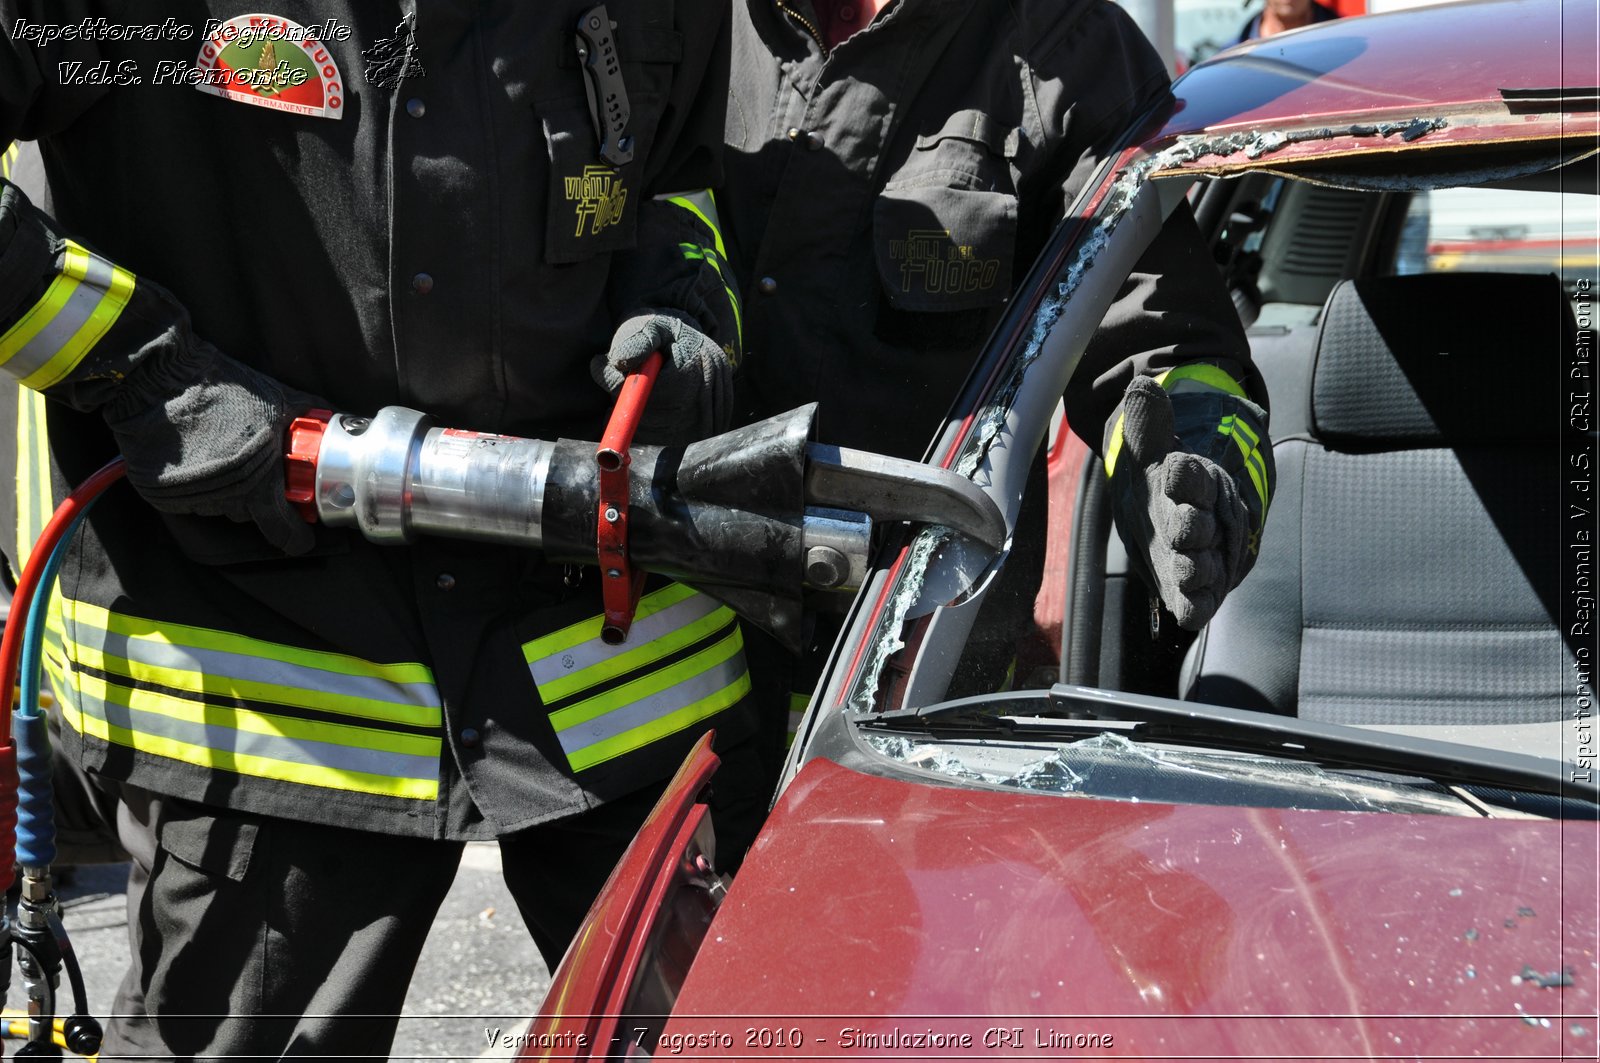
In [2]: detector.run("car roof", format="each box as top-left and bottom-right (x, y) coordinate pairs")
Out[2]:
(1144, 0), (1600, 176)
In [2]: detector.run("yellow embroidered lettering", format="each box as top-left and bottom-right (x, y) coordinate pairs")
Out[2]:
(567, 166), (629, 238)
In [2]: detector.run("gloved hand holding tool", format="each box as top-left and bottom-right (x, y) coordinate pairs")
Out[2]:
(1107, 374), (1273, 631)
(102, 334), (318, 557)
(0, 181), (318, 557)
(592, 310), (733, 447)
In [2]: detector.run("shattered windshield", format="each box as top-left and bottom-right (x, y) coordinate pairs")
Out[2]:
(863, 730), (1481, 816)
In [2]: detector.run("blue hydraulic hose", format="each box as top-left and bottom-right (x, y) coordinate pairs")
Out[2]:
(13, 504), (95, 869)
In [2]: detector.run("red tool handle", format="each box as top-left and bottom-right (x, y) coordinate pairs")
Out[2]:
(597, 351), (663, 644)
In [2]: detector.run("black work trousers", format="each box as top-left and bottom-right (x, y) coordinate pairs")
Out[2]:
(98, 742), (772, 1060)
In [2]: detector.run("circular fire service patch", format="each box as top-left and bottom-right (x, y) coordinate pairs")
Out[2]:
(193, 13), (344, 119)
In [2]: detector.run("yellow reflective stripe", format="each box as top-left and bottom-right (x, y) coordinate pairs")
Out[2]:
(1104, 410), (1129, 478)
(0, 265), (82, 367)
(72, 670), (438, 758)
(66, 597), (435, 686)
(28, 389), (48, 550)
(551, 627), (744, 732)
(13, 391), (66, 679)
(551, 625), (748, 770)
(62, 679), (439, 801)
(0, 242), (136, 391)
(11, 391), (26, 569)
(1226, 414), (1269, 515)
(13, 386), (50, 568)
(664, 189), (741, 350)
(560, 627), (752, 768)
(66, 633), (441, 730)
(663, 190), (726, 259)
(1227, 412), (1259, 447)
(42, 635), (69, 709)
(679, 240), (743, 346)
(26, 249), (136, 390)
(537, 602), (736, 703)
(1155, 363), (1248, 399)
(1106, 366), (1251, 479)
(62, 598), (441, 729)
(42, 585), (66, 662)
(1218, 414), (1270, 513)
(1218, 415), (1271, 516)
(524, 581), (699, 663)
(566, 673), (749, 771)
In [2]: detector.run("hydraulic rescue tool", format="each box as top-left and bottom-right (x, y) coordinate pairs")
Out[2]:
(280, 355), (1006, 651)
(0, 357), (1003, 1055)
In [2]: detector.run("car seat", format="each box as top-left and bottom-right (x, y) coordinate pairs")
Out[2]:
(1180, 272), (1578, 727)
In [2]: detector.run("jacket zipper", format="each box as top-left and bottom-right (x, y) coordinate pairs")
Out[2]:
(774, 0), (827, 53)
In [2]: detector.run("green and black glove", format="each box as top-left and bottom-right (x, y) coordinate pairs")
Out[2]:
(592, 310), (734, 447)
(1106, 372), (1274, 631)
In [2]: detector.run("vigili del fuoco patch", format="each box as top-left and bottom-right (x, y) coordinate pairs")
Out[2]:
(193, 13), (347, 119)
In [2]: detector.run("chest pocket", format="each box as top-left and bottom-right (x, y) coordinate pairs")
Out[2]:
(873, 109), (1020, 314)
(542, 16), (684, 264)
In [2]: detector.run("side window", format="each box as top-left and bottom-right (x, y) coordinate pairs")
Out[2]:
(1390, 187), (1599, 296)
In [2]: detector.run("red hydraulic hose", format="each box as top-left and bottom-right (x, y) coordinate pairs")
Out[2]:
(0, 458), (126, 733)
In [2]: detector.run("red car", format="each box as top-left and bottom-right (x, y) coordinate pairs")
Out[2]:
(529, 2), (1599, 1058)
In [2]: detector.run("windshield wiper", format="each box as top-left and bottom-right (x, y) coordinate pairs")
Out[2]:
(863, 684), (1597, 803)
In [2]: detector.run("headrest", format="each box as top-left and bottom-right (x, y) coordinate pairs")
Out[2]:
(1311, 273), (1575, 445)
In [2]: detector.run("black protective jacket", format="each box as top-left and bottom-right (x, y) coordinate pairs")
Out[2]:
(722, 0), (1263, 461)
(0, 0), (751, 840)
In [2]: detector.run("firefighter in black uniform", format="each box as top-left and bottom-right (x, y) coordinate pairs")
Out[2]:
(722, 0), (1275, 696)
(0, 3), (759, 1058)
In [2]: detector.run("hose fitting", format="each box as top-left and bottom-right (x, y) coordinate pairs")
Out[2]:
(14, 867), (61, 1047)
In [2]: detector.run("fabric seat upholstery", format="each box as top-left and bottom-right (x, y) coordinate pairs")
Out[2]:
(1182, 273), (1577, 726)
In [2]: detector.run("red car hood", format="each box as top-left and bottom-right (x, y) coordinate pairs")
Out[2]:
(665, 757), (1598, 1058)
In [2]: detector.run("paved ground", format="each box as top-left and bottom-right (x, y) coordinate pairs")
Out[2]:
(46, 844), (550, 1061)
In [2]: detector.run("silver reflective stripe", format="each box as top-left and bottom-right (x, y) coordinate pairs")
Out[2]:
(552, 637), (748, 761)
(77, 616), (441, 713)
(80, 692), (440, 782)
(528, 590), (722, 688)
(2, 251), (118, 381)
(62, 600), (442, 729)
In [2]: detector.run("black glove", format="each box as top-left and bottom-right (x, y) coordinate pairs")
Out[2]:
(102, 339), (318, 556)
(1108, 375), (1273, 631)
(591, 310), (733, 447)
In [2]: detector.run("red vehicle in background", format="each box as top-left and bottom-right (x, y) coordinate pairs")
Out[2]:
(530, 2), (1599, 1059)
